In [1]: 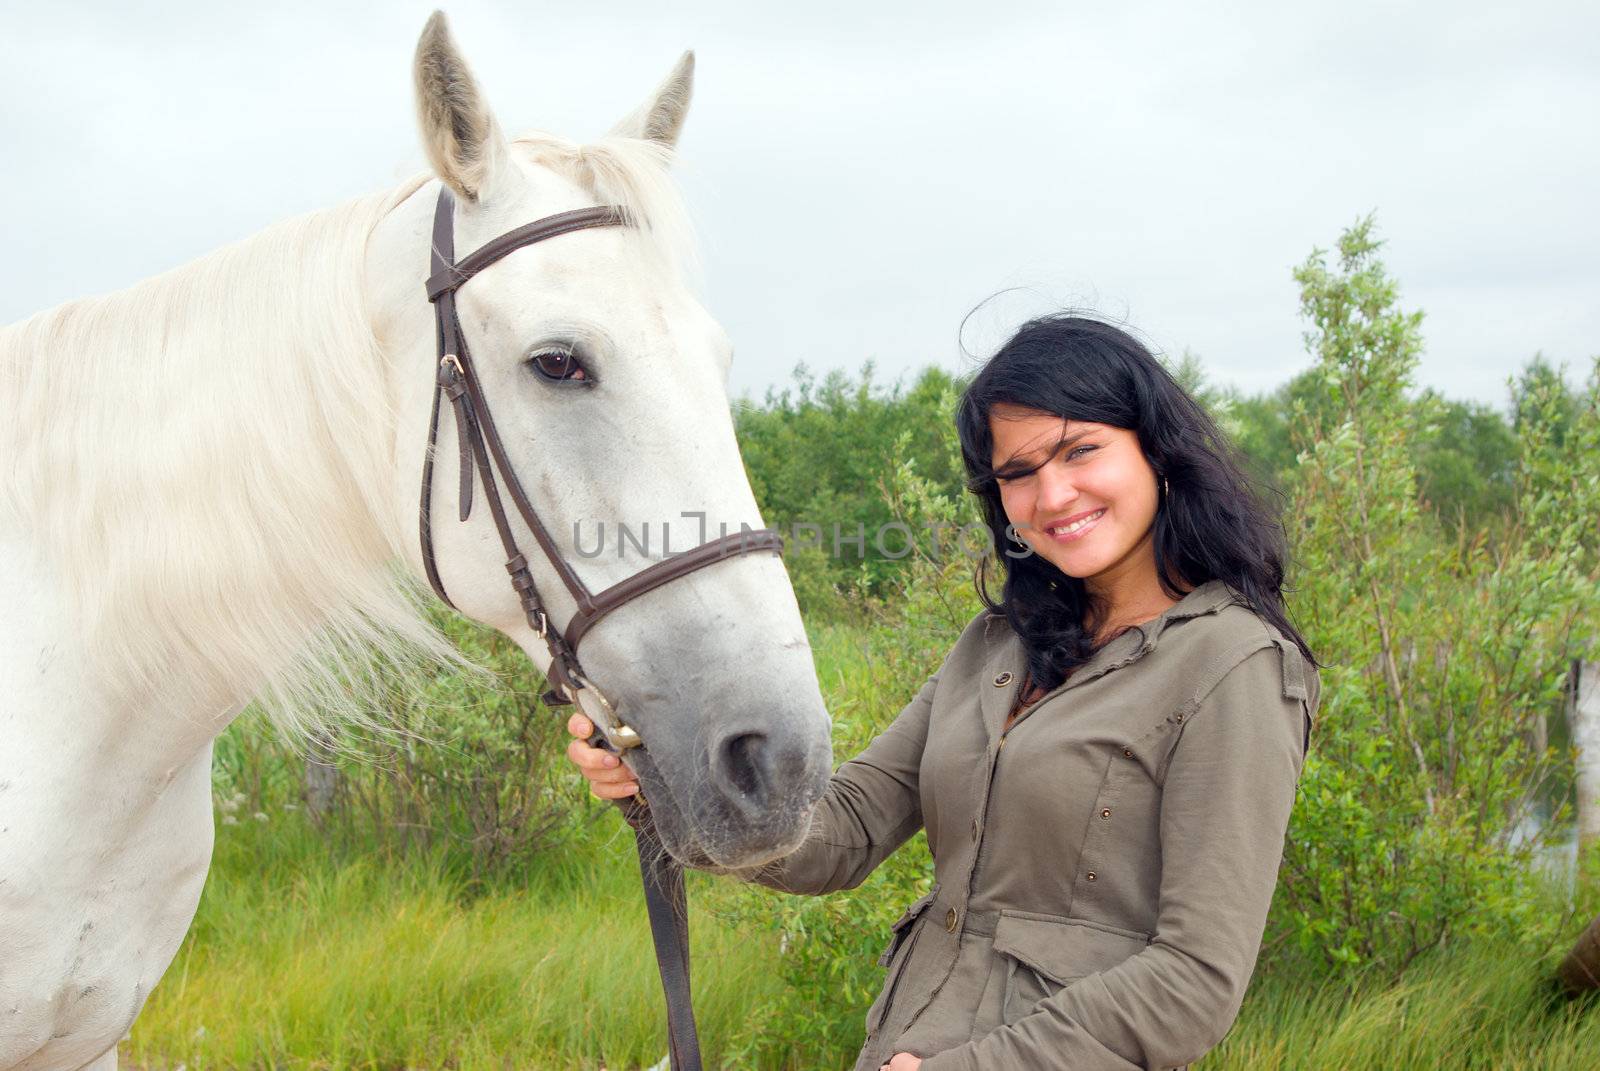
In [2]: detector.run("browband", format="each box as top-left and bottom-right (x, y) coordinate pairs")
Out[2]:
(424, 205), (631, 301)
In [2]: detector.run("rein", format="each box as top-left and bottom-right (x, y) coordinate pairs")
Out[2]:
(420, 186), (778, 1070)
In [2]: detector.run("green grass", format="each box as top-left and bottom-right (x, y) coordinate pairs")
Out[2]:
(125, 813), (1600, 1070)
(126, 815), (787, 1070)
(1207, 938), (1600, 1070)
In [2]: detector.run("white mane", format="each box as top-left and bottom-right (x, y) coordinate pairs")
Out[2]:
(0, 135), (693, 737)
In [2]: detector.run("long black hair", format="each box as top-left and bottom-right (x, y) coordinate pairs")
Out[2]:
(956, 314), (1316, 692)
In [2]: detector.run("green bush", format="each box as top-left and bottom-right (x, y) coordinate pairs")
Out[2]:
(735, 362), (970, 617)
(1272, 216), (1600, 977)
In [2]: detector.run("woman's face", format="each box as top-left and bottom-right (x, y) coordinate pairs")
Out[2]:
(988, 403), (1161, 593)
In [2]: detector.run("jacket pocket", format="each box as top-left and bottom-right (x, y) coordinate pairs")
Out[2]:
(865, 884), (940, 1035)
(991, 912), (1152, 1023)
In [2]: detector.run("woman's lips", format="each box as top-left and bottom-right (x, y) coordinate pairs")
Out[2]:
(1042, 508), (1106, 543)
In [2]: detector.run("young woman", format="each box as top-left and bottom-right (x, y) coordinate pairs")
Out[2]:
(566, 315), (1320, 1071)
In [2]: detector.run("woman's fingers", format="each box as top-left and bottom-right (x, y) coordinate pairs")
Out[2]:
(564, 713), (639, 799)
(564, 713), (620, 774)
(564, 738), (640, 799)
(585, 775), (641, 800)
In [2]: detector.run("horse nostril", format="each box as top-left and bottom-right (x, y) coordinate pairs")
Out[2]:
(712, 727), (817, 816)
(718, 731), (768, 800)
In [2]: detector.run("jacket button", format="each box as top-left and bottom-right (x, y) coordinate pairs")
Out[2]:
(1100, 808), (1112, 819)
(992, 672), (1013, 687)
(1086, 871), (1098, 882)
(1122, 746), (1134, 758)
(1175, 712), (1185, 723)
(945, 908), (958, 932)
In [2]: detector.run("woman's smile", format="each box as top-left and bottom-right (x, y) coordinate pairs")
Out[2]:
(1038, 507), (1107, 542)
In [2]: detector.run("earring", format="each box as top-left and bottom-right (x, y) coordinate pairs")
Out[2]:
(1161, 476), (1171, 498)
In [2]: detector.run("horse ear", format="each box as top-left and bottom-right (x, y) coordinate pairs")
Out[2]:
(608, 51), (695, 149)
(413, 11), (511, 202)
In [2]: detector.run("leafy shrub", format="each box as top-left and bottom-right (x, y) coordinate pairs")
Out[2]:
(1271, 216), (1600, 976)
(735, 362), (970, 617)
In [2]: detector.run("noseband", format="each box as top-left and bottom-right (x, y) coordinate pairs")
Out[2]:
(419, 185), (779, 1071)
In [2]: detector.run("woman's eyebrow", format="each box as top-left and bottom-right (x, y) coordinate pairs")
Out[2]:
(995, 428), (1093, 472)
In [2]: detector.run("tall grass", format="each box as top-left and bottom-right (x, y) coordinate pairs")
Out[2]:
(1209, 938), (1600, 1069)
(127, 815), (786, 1070)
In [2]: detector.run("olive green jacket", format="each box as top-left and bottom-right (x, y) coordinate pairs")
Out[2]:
(737, 579), (1317, 1070)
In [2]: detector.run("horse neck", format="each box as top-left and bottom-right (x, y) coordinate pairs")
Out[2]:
(0, 180), (446, 734)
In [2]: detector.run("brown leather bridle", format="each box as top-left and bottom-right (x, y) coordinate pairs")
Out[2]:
(420, 185), (781, 1070)
(420, 185), (783, 746)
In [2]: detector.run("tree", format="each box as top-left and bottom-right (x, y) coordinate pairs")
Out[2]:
(734, 363), (968, 616)
(1413, 391), (1518, 538)
(1512, 354), (1600, 853)
(1272, 216), (1585, 975)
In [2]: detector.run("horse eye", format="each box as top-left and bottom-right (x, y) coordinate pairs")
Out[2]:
(529, 349), (588, 383)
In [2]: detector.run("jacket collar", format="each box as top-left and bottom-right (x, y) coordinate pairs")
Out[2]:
(980, 577), (1236, 645)
(978, 579), (1237, 746)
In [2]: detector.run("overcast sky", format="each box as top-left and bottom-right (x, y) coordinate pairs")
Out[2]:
(3, 0), (1596, 410)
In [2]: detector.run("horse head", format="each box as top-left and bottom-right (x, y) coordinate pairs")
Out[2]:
(364, 13), (832, 869)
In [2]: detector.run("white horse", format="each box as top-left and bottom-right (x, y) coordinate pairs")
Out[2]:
(0, 14), (832, 1070)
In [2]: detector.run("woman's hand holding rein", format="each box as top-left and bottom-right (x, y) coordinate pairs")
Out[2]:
(565, 712), (641, 799)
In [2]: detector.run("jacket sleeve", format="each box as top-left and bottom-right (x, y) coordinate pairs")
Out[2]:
(726, 661), (943, 896)
(921, 641), (1316, 1071)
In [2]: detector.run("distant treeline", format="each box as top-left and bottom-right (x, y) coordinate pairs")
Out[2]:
(733, 324), (1584, 614)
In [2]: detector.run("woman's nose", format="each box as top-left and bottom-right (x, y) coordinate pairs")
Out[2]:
(1035, 464), (1079, 514)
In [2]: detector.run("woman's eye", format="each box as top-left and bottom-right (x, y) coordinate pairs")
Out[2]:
(530, 350), (588, 383)
(1065, 444), (1097, 461)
